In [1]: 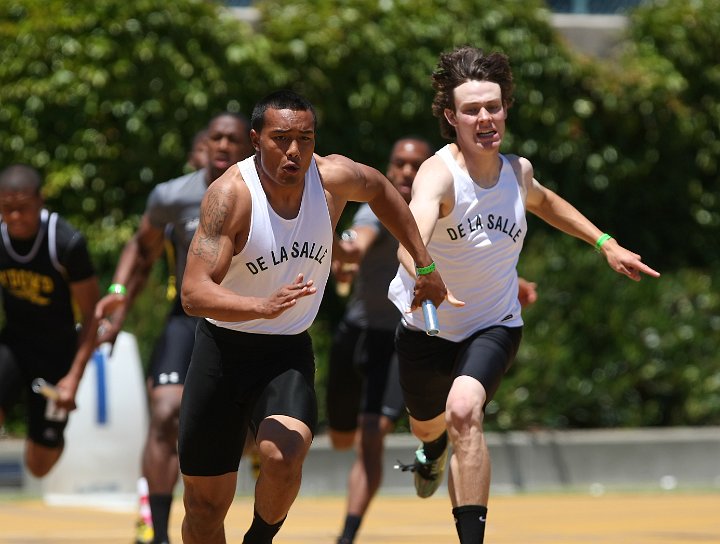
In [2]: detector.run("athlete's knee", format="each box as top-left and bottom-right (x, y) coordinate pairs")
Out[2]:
(445, 394), (485, 434)
(328, 429), (355, 450)
(25, 442), (62, 478)
(358, 418), (385, 452)
(26, 462), (54, 478)
(409, 417), (445, 443)
(260, 438), (308, 482)
(183, 477), (234, 527)
(377, 414), (395, 436)
(149, 387), (182, 437)
(183, 491), (227, 531)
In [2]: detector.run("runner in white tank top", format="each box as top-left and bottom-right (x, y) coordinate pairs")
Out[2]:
(177, 90), (447, 544)
(391, 47), (660, 544)
(207, 154), (332, 335)
(389, 145), (525, 342)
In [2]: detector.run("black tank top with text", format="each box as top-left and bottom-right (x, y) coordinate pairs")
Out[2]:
(0, 209), (95, 344)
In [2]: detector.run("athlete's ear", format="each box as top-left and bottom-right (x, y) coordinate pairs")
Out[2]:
(250, 129), (260, 151)
(444, 108), (457, 127)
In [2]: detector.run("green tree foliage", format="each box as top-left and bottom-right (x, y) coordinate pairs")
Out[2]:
(629, 0), (720, 267)
(564, 0), (720, 269)
(0, 0), (266, 268)
(255, 0), (591, 174)
(498, 234), (720, 430)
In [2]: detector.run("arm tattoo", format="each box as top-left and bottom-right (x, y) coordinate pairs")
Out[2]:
(192, 188), (233, 267)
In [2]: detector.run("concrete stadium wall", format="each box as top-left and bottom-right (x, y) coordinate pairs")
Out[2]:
(3, 427), (719, 499)
(248, 427), (720, 496)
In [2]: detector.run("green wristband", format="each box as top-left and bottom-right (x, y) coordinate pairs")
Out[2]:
(415, 261), (436, 276)
(107, 283), (127, 295)
(595, 233), (613, 252)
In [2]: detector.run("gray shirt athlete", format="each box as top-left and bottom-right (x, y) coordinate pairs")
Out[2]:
(142, 169), (206, 388)
(146, 168), (206, 301)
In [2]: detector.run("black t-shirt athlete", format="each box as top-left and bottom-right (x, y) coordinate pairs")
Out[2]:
(0, 209), (95, 446)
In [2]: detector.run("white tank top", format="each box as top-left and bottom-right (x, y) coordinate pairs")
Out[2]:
(388, 145), (525, 341)
(208, 155), (333, 334)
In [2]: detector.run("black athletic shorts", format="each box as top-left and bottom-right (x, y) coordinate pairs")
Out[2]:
(148, 311), (200, 387)
(326, 320), (405, 432)
(0, 335), (75, 448)
(395, 323), (522, 422)
(178, 319), (318, 476)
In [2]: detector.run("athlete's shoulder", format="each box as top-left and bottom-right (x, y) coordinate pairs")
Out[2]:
(52, 213), (94, 277)
(502, 153), (532, 171)
(314, 153), (356, 178)
(415, 153), (452, 187)
(204, 163), (250, 213)
(502, 153), (533, 186)
(148, 169), (205, 205)
(52, 213), (86, 246)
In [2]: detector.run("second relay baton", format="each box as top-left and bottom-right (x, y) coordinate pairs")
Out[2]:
(421, 300), (439, 336)
(32, 378), (60, 401)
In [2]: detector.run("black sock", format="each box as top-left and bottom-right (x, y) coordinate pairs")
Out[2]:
(148, 494), (173, 543)
(242, 509), (286, 544)
(453, 505), (487, 544)
(423, 431), (448, 460)
(337, 514), (362, 543)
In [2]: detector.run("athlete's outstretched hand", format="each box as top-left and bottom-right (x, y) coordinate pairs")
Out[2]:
(600, 239), (660, 281)
(261, 273), (317, 318)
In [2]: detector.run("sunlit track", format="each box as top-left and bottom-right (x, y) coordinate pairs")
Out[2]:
(0, 492), (717, 543)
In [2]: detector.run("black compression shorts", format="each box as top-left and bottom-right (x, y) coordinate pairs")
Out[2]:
(395, 323), (522, 422)
(0, 338), (75, 448)
(178, 319), (318, 476)
(148, 312), (199, 387)
(326, 320), (404, 432)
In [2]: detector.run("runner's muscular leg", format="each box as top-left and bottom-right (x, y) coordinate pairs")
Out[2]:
(445, 376), (489, 506)
(254, 415), (313, 524)
(329, 428), (355, 450)
(182, 472), (237, 544)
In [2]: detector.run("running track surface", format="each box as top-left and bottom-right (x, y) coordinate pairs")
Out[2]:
(0, 492), (718, 543)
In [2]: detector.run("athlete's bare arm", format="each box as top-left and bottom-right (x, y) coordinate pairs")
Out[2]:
(523, 157), (660, 281)
(57, 275), (100, 411)
(95, 215), (165, 343)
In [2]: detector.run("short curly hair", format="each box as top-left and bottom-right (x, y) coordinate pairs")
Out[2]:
(431, 46), (514, 141)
